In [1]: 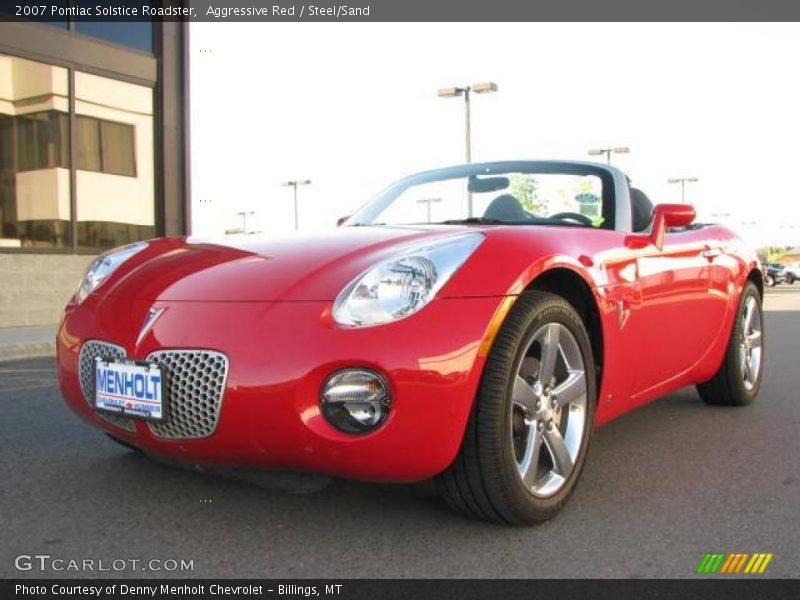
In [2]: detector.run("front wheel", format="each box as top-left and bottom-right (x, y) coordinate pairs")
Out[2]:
(697, 281), (764, 405)
(436, 291), (596, 524)
(765, 274), (776, 287)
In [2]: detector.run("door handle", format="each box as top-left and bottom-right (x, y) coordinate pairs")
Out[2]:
(702, 247), (721, 260)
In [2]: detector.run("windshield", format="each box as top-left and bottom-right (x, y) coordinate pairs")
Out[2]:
(347, 163), (609, 228)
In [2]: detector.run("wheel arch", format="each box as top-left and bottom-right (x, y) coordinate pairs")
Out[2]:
(748, 267), (764, 298)
(523, 267), (605, 402)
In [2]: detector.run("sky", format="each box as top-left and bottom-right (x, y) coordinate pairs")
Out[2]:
(189, 22), (800, 248)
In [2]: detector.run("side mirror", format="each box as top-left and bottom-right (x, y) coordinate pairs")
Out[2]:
(336, 216), (350, 227)
(625, 204), (695, 251)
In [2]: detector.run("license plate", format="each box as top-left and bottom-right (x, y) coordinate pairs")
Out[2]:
(94, 357), (166, 421)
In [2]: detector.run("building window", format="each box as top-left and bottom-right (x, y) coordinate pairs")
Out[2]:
(16, 111), (70, 172)
(0, 55), (71, 249)
(75, 21), (153, 52)
(76, 116), (136, 177)
(0, 53), (155, 251)
(1, 0), (69, 29)
(75, 71), (155, 250)
(2, 4), (153, 53)
(74, 22), (154, 54)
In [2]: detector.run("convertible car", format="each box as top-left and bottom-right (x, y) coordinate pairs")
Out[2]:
(57, 160), (765, 524)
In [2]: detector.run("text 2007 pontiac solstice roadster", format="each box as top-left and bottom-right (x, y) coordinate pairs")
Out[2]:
(57, 161), (765, 524)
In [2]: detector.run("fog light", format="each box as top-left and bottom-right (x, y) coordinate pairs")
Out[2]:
(321, 369), (390, 434)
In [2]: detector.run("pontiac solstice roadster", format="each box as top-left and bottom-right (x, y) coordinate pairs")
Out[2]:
(57, 161), (765, 523)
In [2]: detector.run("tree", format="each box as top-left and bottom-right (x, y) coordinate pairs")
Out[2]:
(510, 174), (547, 213)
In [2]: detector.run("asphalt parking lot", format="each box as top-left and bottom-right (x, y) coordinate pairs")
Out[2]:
(1, 287), (799, 579)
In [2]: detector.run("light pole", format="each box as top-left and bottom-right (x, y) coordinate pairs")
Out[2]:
(588, 146), (629, 165)
(416, 197), (442, 223)
(667, 177), (699, 203)
(438, 82), (498, 217)
(235, 211), (255, 234)
(281, 179), (311, 230)
(438, 82), (498, 163)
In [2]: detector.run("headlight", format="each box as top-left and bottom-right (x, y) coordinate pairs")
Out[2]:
(332, 233), (484, 327)
(75, 242), (148, 304)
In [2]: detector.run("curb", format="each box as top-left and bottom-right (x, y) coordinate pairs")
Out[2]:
(0, 342), (56, 363)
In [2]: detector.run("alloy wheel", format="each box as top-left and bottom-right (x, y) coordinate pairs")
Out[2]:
(510, 322), (588, 498)
(739, 296), (763, 391)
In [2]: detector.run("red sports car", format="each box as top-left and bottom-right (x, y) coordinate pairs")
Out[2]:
(57, 161), (765, 524)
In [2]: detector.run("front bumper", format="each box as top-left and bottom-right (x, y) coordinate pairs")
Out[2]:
(57, 294), (504, 481)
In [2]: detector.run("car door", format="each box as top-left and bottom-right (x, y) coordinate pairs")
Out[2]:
(630, 229), (728, 396)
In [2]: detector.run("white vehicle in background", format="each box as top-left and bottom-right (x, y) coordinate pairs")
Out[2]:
(783, 263), (800, 284)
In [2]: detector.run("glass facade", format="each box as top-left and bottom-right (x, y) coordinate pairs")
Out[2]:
(74, 22), (154, 54)
(0, 18), (183, 330)
(0, 54), (155, 250)
(1, 4), (154, 53)
(75, 72), (155, 249)
(0, 56), (71, 248)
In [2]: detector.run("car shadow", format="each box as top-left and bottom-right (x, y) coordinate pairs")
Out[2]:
(92, 381), (730, 531)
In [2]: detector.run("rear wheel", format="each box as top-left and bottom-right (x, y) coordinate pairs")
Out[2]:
(765, 274), (776, 287)
(697, 281), (764, 406)
(436, 291), (596, 524)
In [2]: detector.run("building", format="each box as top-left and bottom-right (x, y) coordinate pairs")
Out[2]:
(774, 248), (800, 266)
(0, 17), (188, 340)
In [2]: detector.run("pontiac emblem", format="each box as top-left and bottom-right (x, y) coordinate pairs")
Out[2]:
(137, 307), (165, 345)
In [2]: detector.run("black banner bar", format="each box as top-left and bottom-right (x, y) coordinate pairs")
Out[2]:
(3, 0), (800, 22)
(3, 579), (800, 600)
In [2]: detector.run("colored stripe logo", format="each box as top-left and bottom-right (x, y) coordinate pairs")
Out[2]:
(696, 553), (773, 574)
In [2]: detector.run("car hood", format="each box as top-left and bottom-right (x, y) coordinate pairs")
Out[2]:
(108, 226), (481, 302)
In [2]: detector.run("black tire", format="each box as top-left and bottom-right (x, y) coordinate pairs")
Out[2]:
(435, 291), (596, 524)
(697, 282), (764, 406)
(765, 274), (775, 287)
(785, 274), (795, 285)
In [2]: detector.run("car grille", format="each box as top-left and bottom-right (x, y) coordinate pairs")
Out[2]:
(78, 340), (135, 432)
(145, 349), (229, 440)
(77, 341), (229, 440)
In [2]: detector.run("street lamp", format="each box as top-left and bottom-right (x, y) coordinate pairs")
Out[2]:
(235, 211), (255, 234)
(416, 197), (442, 223)
(667, 177), (699, 203)
(587, 147), (630, 165)
(281, 179), (312, 230)
(438, 82), (498, 217)
(438, 81), (498, 164)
